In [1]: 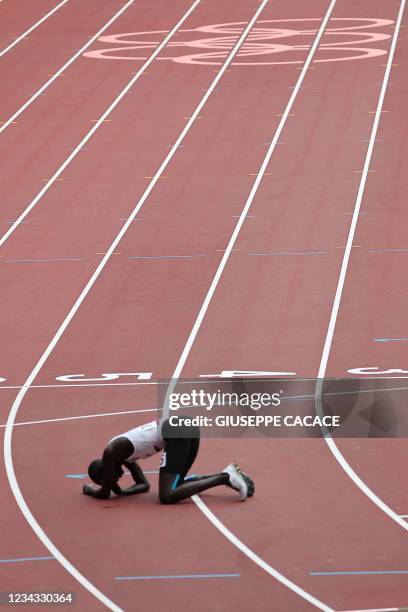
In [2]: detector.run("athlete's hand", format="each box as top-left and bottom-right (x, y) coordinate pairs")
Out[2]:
(111, 483), (122, 496)
(82, 484), (110, 499)
(83, 483), (93, 496)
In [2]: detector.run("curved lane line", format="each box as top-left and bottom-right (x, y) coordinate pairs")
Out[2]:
(315, 0), (408, 533)
(193, 496), (333, 612)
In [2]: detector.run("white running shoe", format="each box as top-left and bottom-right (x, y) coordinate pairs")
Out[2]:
(223, 463), (249, 500)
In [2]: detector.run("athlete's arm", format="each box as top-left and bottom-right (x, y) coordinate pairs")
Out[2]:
(111, 483), (123, 496)
(125, 460), (149, 484)
(119, 460), (150, 495)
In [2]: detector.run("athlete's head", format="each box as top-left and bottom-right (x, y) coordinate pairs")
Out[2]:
(88, 458), (103, 485)
(88, 459), (124, 485)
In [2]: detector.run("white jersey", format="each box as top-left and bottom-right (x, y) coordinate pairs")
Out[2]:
(110, 420), (165, 460)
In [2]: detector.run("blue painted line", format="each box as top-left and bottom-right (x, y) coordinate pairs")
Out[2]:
(0, 556), (54, 564)
(128, 254), (206, 260)
(374, 338), (408, 343)
(115, 573), (240, 581)
(310, 570), (408, 576)
(247, 251), (327, 256)
(6, 258), (84, 263)
(65, 470), (159, 479)
(368, 249), (408, 253)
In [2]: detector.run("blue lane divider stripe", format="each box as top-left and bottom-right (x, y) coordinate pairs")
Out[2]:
(247, 251), (327, 256)
(369, 249), (408, 253)
(128, 254), (206, 260)
(65, 470), (159, 479)
(0, 556), (54, 564)
(374, 338), (408, 342)
(116, 573), (240, 581)
(311, 570), (408, 576)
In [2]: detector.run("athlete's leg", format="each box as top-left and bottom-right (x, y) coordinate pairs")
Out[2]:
(160, 463), (254, 503)
(159, 421), (228, 504)
(179, 436), (199, 483)
(159, 471), (228, 504)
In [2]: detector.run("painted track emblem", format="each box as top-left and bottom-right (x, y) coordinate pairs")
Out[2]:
(84, 18), (393, 65)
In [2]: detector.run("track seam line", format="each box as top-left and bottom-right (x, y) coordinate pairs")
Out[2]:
(158, 0), (339, 609)
(2, 2), (275, 610)
(0, 0), (68, 57)
(0, 0), (134, 134)
(315, 0), (408, 533)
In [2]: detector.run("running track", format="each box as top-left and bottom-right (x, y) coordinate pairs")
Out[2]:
(1, 1), (408, 610)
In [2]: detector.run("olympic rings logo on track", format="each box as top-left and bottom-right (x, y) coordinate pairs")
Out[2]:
(83, 18), (393, 65)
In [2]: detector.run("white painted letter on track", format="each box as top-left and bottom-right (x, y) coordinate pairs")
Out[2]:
(55, 372), (153, 382)
(348, 366), (408, 375)
(199, 370), (296, 378)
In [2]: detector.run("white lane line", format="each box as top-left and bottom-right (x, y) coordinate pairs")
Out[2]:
(0, 0), (200, 249)
(315, 0), (408, 531)
(0, 0), (134, 134)
(156, 0), (337, 607)
(3, 2), (271, 609)
(0, 407), (156, 429)
(0, 375), (300, 390)
(0, 0), (68, 57)
(162, 0), (337, 395)
(193, 497), (333, 612)
(2, 377), (285, 391)
(2, 381), (408, 431)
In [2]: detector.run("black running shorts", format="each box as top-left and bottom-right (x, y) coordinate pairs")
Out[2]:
(159, 417), (200, 479)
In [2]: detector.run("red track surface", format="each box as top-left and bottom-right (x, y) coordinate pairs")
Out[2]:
(1, 1), (408, 610)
